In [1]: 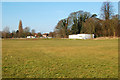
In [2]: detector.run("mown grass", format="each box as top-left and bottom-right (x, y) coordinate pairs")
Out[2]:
(2, 39), (118, 78)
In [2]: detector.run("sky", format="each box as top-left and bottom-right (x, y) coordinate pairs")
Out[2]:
(2, 2), (118, 33)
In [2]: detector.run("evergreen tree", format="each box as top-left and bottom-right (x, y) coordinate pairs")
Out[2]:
(18, 20), (23, 37)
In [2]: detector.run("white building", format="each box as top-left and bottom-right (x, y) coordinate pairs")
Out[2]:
(27, 36), (36, 38)
(69, 34), (94, 39)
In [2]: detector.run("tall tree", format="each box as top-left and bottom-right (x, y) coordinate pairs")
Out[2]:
(18, 20), (23, 37)
(100, 1), (114, 37)
(101, 1), (113, 20)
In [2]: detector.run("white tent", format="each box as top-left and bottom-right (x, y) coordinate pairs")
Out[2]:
(69, 34), (94, 39)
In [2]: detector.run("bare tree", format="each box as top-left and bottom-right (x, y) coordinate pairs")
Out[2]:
(24, 27), (30, 33)
(2, 27), (10, 38)
(100, 1), (114, 37)
(100, 1), (113, 20)
(31, 29), (35, 36)
(3, 26), (10, 33)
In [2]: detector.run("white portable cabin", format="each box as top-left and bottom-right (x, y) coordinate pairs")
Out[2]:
(69, 34), (94, 39)
(27, 36), (36, 38)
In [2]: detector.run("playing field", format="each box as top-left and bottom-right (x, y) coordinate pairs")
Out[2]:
(2, 39), (118, 78)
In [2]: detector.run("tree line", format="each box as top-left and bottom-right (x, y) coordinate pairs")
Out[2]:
(54, 1), (119, 38)
(1, 19), (56, 38)
(1, 20), (42, 38)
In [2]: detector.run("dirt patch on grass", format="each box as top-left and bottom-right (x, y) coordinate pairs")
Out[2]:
(93, 37), (118, 40)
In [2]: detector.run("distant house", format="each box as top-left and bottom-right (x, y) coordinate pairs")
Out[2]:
(34, 33), (37, 37)
(69, 34), (94, 39)
(27, 36), (36, 38)
(42, 33), (49, 38)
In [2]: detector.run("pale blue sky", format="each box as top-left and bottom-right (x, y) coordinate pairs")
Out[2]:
(2, 2), (118, 33)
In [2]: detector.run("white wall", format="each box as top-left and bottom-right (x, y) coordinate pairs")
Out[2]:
(69, 34), (94, 39)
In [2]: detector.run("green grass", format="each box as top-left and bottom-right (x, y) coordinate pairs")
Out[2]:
(2, 39), (118, 78)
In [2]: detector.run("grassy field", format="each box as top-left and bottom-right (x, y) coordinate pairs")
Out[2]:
(2, 39), (118, 78)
